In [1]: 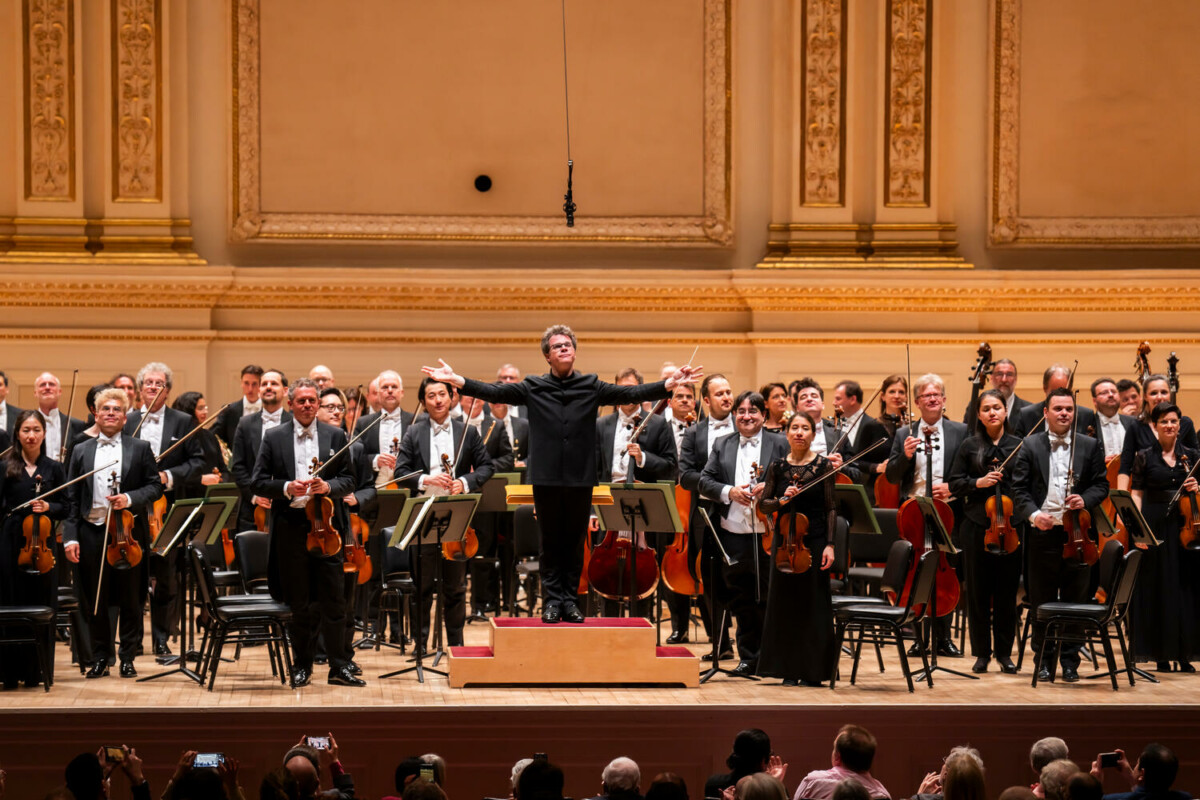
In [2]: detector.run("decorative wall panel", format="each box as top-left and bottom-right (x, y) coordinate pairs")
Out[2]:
(799, 0), (845, 207)
(111, 0), (162, 201)
(23, 0), (75, 201)
(884, 0), (931, 207)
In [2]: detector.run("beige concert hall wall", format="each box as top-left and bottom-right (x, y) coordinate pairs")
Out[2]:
(1, 0), (1199, 416)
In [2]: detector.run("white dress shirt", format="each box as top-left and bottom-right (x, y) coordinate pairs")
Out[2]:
(1032, 433), (1073, 524)
(376, 409), (406, 469)
(843, 408), (865, 448)
(910, 418), (946, 499)
(88, 435), (124, 523)
(720, 433), (763, 533)
(0, 401), (7, 433)
(40, 410), (62, 462)
(610, 411), (642, 482)
(287, 421), (319, 508)
(137, 407), (174, 489)
(671, 419), (690, 457)
(242, 397), (262, 417)
(419, 420), (456, 495)
(1097, 412), (1125, 459)
(708, 416), (735, 450)
(260, 408), (283, 439)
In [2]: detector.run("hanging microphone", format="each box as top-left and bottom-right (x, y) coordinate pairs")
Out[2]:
(563, 160), (576, 227)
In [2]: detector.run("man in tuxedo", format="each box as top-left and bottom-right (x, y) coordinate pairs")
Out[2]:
(793, 378), (851, 475)
(833, 379), (887, 480)
(963, 358), (1031, 432)
(1117, 379), (1142, 418)
(34, 372), (85, 463)
(309, 365), (335, 389)
(698, 390), (788, 675)
(1014, 364), (1096, 437)
(231, 369), (291, 533)
(423, 324), (700, 625)
(216, 364), (263, 448)
(62, 388), (164, 679)
(124, 362), (205, 657)
(1012, 388), (1109, 683)
(1090, 378), (1137, 462)
(884, 373), (969, 656)
(394, 377), (495, 650)
(251, 378), (363, 687)
(355, 370), (412, 490)
(0, 370), (24, 438)
(678, 375), (736, 651)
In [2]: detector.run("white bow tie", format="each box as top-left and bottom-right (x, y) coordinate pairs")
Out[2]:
(433, 423), (451, 435)
(296, 427), (315, 441)
(263, 410), (282, 424)
(712, 420), (731, 430)
(740, 436), (759, 448)
(98, 437), (119, 448)
(144, 412), (162, 424)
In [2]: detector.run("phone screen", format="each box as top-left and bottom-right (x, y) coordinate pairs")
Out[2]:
(1100, 753), (1120, 769)
(307, 737), (330, 751)
(420, 766), (436, 782)
(193, 753), (224, 769)
(104, 747), (125, 763)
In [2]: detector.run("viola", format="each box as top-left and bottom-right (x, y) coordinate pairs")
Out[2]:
(982, 457), (1019, 554)
(438, 453), (479, 561)
(1177, 454), (1200, 550)
(18, 473), (55, 575)
(661, 482), (703, 596)
(893, 426), (960, 616)
(344, 512), (374, 583)
(304, 457), (342, 557)
(104, 471), (142, 569)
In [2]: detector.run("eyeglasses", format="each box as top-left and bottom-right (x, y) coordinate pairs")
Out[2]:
(293, 398), (319, 406)
(320, 403), (345, 412)
(917, 392), (944, 400)
(548, 342), (574, 351)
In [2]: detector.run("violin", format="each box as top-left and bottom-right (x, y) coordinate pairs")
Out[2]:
(774, 471), (813, 574)
(344, 512), (373, 583)
(104, 471), (142, 569)
(893, 426), (960, 616)
(304, 456), (342, 557)
(982, 457), (1019, 554)
(18, 473), (55, 575)
(253, 504), (268, 533)
(1061, 399), (1099, 566)
(1177, 453), (1200, 550)
(438, 453), (479, 561)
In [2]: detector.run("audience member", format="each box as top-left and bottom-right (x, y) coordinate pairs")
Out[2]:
(706, 730), (774, 800)
(733, 774), (787, 800)
(1040, 760), (1083, 800)
(1068, 775), (1103, 800)
(511, 759), (535, 800)
(517, 761), (567, 800)
(832, 781), (871, 800)
(942, 750), (986, 800)
(403, 778), (449, 800)
(421, 754), (448, 786)
(259, 767), (299, 800)
(914, 747), (984, 800)
(1032, 740), (1071, 791)
(793, 725), (890, 800)
(1000, 789), (1038, 800)
(647, 774), (690, 800)
(589, 757), (642, 800)
(66, 747), (149, 800)
(1091, 745), (1190, 800)
(283, 736), (353, 800)
(394, 757), (430, 795)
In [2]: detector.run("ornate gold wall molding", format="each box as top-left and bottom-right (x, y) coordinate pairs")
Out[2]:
(229, 0), (732, 246)
(989, 0), (1200, 247)
(799, 0), (846, 207)
(23, 0), (76, 201)
(111, 0), (162, 202)
(884, 0), (931, 208)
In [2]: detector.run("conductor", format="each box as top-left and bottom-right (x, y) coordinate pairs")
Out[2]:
(423, 324), (702, 624)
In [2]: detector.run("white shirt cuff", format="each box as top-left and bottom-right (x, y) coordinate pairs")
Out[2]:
(164, 471), (174, 490)
(720, 485), (732, 504)
(1028, 511), (1040, 525)
(635, 451), (646, 468)
(372, 454), (381, 470)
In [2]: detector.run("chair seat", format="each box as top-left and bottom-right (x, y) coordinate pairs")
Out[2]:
(847, 566), (884, 583)
(382, 572), (414, 590)
(216, 594), (278, 608)
(217, 603), (292, 621)
(516, 560), (540, 575)
(1036, 602), (1108, 622)
(212, 570), (241, 587)
(831, 595), (885, 609)
(0, 605), (55, 624)
(835, 603), (906, 623)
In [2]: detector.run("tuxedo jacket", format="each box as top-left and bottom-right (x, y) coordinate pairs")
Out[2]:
(394, 417), (495, 494)
(474, 416), (516, 472)
(125, 407), (204, 496)
(1011, 431), (1109, 522)
(595, 411), (677, 484)
(2, 403), (24, 438)
(461, 372), (670, 487)
(62, 434), (164, 547)
(678, 421), (729, 535)
(230, 409), (292, 530)
(215, 398), (248, 447)
(1014, 400), (1096, 439)
(884, 418), (969, 499)
(1086, 413), (1138, 461)
(354, 409), (415, 465)
(337, 441), (378, 530)
(42, 410), (86, 463)
(491, 414), (530, 465)
(698, 429), (789, 524)
(842, 413), (889, 486)
(820, 421), (866, 483)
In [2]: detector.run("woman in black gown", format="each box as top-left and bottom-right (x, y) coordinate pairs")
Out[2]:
(1130, 402), (1200, 673)
(760, 383), (789, 435)
(1118, 375), (1199, 491)
(947, 389), (1022, 675)
(758, 412), (837, 686)
(0, 410), (67, 688)
(172, 391), (229, 492)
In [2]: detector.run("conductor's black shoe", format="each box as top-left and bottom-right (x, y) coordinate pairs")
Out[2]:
(937, 640), (963, 658)
(998, 658), (1018, 674)
(1036, 666), (1053, 683)
(328, 666), (366, 687)
(666, 631), (689, 645)
(347, 662), (362, 676)
(119, 661), (137, 679)
(732, 660), (757, 676)
(971, 657), (989, 673)
(85, 662), (109, 679)
(561, 604), (585, 624)
(291, 668), (311, 688)
(1062, 665), (1080, 683)
(541, 605), (562, 624)
(701, 649), (735, 662)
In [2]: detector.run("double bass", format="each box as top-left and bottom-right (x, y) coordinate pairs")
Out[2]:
(965, 343), (994, 434)
(18, 474), (55, 575)
(893, 426), (960, 616)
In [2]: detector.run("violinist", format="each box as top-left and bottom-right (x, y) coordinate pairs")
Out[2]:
(110, 372), (138, 409)
(1117, 379), (1142, 418)
(792, 379), (850, 473)
(877, 375), (909, 439)
(761, 383), (789, 434)
(667, 383), (697, 458)
(250, 377), (362, 688)
(343, 385), (363, 435)
(62, 388), (164, 679)
(172, 392), (229, 490)
(1013, 364), (1097, 438)
(757, 411), (838, 687)
(1129, 402), (1200, 673)
(1089, 378), (1136, 461)
(231, 369), (291, 533)
(394, 376), (494, 651)
(698, 391), (789, 676)
(833, 380), (886, 480)
(884, 373), (968, 657)
(962, 358), (1030, 429)
(662, 382), (697, 642)
(355, 370), (411, 491)
(0, 410), (66, 689)
(947, 390), (1022, 674)
(0, 370), (22, 439)
(214, 364), (263, 448)
(124, 362), (204, 659)
(1118, 374), (1200, 491)
(1011, 388), (1108, 683)
(34, 372), (86, 463)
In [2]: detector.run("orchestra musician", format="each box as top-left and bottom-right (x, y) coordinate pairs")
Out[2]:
(962, 358), (1030, 430)
(884, 373), (968, 657)
(832, 380), (886, 483)
(698, 390), (789, 676)
(62, 388), (164, 679)
(125, 362), (204, 658)
(1013, 364), (1097, 438)
(365, 377), (382, 414)
(110, 373), (138, 409)
(0, 410), (66, 689)
(215, 365), (264, 448)
(760, 383), (789, 434)
(309, 365), (335, 390)
(758, 411), (838, 687)
(1129, 402), (1200, 673)
(250, 377), (363, 688)
(422, 325), (698, 625)
(1117, 379), (1142, 417)
(947, 390), (1022, 674)
(1089, 378), (1137, 462)
(662, 382), (697, 641)
(172, 392), (229, 490)
(34, 372), (86, 463)
(791, 379), (847, 470)
(231, 369), (291, 533)
(394, 376), (494, 650)
(354, 370), (412, 490)
(678, 374), (736, 653)
(1118, 374), (1200, 490)
(1011, 387), (1109, 683)
(496, 364), (525, 420)
(0, 370), (23, 439)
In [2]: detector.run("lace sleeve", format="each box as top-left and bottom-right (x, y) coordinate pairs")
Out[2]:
(759, 458), (786, 513)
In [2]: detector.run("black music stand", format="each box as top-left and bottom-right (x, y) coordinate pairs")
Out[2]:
(139, 497), (235, 684)
(351, 488), (410, 650)
(468, 474), (518, 623)
(596, 484), (681, 627)
(696, 506), (754, 684)
(834, 484), (882, 535)
(381, 494), (479, 682)
(906, 496), (975, 682)
(203, 483), (242, 539)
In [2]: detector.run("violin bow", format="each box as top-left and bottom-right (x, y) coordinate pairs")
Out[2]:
(996, 416), (1047, 473)
(11, 460), (119, 512)
(904, 345), (914, 426)
(130, 384), (166, 439)
(95, 471), (119, 616)
(1168, 453), (1200, 506)
(622, 346), (700, 455)
(777, 437), (888, 508)
(312, 411), (386, 480)
(58, 369), (79, 463)
(156, 402), (231, 464)
(831, 385), (883, 455)
(451, 397), (481, 473)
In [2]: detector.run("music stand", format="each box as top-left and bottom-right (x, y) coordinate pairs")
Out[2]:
(595, 484), (681, 625)
(381, 494), (479, 682)
(349, 489), (410, 651)
(139, 497), (236, 684)
(203, 483), (242, 537)
(905, 496), (975, 682)
(834, 484), (882, 535)
(468, 474), (518, 623)
(696, 506), (753, 684)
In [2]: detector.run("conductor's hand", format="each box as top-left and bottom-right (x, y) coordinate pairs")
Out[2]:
(977, 470), (1003, 489)
(421, 359), (464, 388)
(1065, 493), (1085, 510)
(903, 436), (921, 459)
(665, 364), (705, 390)
(820, 544), (835, 571)
(65, 542), (80, 563)
(932, 483), (951, 502)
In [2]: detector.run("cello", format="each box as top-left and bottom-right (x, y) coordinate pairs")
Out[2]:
(872, 410), (907, 510)
(893, 426), (960, 617)
(18, 474), (55, 575)
(662, 412), (703, 596)
(1061, 394), (1100, 566)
